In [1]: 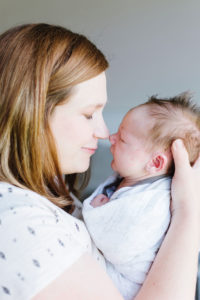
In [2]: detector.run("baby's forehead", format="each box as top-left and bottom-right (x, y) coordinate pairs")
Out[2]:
(126, 103), (197, 142)
(124, 105), (154, 127)
(128, 104), (150, 117)
(120, 105), (155, 138)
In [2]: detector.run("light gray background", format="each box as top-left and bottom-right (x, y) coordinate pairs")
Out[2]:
(1, 0), (200, 194)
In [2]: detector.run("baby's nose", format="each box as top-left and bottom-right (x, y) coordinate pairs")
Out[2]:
(109, 133), (117, 145)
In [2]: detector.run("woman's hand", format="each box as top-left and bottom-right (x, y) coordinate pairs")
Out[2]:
(135, 139), (200, 300)
(171, 139), (200, 222)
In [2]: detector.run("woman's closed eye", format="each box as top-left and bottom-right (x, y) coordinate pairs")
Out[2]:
(84, 109), (99, 120)
(84, 114), (93, 120)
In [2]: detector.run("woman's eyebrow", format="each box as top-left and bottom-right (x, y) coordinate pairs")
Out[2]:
(84, 104), (105, 109)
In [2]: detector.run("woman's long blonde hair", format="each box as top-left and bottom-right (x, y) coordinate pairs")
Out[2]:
(0, 23), (108, 210)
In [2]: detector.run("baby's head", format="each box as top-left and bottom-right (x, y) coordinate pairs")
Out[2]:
(110, 92), (200, 180)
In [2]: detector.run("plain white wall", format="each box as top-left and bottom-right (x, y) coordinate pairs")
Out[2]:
(1, 0), (200, 194)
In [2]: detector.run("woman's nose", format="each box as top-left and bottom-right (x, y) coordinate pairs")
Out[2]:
(109, 133), (117, 145)
(94, 119), (109, 140)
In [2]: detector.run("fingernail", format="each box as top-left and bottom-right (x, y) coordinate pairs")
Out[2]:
(173, 139), (183, 150)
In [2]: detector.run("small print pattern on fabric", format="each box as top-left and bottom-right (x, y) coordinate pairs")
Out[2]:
(0, 182), (102, 300)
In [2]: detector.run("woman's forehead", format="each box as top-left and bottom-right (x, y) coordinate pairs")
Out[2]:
(69, 72), (107, 108)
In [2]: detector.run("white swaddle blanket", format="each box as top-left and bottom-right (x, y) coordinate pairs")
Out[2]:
(83, 174), (171, 300)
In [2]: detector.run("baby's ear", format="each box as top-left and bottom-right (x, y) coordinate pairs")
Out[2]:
(145, 153), (168, 174)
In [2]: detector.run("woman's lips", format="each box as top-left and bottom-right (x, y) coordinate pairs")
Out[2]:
(82, 147), (97, 154)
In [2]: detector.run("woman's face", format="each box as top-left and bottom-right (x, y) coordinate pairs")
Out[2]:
(50, 72), (109, 174)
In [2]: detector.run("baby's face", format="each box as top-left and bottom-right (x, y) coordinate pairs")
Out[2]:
(109, 106), (153, 179)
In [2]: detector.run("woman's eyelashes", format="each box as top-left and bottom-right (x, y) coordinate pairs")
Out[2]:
(84, 114), (93, 120)
(83, 109), (103, 120)
(83, 110), (95, 120)
(84, 110), (98, 120)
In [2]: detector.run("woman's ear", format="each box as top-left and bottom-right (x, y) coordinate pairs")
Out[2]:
(145, 153), (168, 174)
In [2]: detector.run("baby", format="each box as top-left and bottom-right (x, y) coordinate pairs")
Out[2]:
(82, 92), (200, 300)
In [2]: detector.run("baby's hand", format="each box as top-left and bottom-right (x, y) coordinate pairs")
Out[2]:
(90, 194), (109, 208)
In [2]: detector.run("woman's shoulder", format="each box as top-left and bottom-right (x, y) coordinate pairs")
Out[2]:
(0, 181), (53, 210)
(0, 182), (94, 300)
(0, 182), (76, 218)
(0, 181), (89, 242)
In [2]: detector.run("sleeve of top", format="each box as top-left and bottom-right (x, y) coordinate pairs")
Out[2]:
(0, 190), (91, 300)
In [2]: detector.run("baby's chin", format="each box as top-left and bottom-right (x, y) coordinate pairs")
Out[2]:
(110, 160), (117, 171)
(110, 162), (123, 177)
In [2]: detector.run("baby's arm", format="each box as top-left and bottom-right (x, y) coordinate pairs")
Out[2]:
(90, 194), (109, 207)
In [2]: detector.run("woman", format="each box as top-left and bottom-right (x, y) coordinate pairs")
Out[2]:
(0, 23), (199, 300)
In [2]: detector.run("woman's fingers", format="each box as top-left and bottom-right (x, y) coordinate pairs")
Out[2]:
(193, 154), (200, 169)
(171, 139), (200, 221)
(172, 139), (200, 171)
(171, 139), (190, 173)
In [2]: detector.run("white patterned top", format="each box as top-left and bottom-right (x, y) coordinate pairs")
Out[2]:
(0, 182), (105, 300)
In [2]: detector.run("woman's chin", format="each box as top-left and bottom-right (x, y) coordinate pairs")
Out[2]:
(62, 163), (90, 175)
(75, 161), (90, 174)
